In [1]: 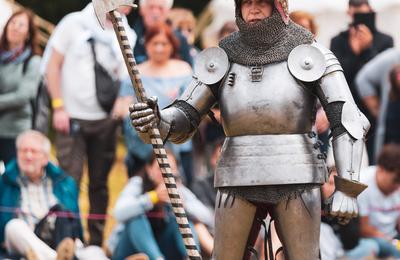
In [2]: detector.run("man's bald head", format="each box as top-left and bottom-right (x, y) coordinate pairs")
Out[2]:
(140, 0), (174, 28)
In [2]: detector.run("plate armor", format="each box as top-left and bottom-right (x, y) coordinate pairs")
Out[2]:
(134, 42), (370, 259)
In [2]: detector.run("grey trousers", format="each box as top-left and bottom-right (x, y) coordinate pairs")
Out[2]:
(55, 117), (118, 246)
(213, 187), (321, 260)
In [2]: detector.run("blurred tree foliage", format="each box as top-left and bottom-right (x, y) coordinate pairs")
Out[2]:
(16, 0), (210, 25)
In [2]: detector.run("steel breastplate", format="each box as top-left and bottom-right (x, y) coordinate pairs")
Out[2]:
(219, 62), (316, 136)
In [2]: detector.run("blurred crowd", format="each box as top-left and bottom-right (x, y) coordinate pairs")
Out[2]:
(1, 0), (400, 259)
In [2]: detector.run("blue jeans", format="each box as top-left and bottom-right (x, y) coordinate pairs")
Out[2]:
(346, 238), (400, 259)
(112, 214), (199, 260)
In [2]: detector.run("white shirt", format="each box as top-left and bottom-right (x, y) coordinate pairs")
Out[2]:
(42, 4), (136, 120)
(358, 166), (400, 238)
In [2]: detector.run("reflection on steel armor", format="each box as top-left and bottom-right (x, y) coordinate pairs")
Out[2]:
(215, 134), (328, 187)
(193, 47), (229, 85)
(288, 44), (327, 82)
(219, 62), (317, 136)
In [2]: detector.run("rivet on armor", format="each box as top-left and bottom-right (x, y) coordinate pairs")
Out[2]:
(302, 57), (314, 70)
(227, 72), (236, 87)
(207, 62), (216, 72)
(313, 140), (323, 150)
(317, 153), (327, 160)
(308, 132), (317, 138)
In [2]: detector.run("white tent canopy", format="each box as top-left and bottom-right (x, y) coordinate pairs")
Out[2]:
(207, 0), (400, 47)
(0, 0), (12, 35)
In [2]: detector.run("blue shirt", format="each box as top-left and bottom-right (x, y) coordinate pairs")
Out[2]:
(120, 74), (193, 159)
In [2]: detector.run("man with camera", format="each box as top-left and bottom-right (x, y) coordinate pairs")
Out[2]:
(330, 0), (394, 162)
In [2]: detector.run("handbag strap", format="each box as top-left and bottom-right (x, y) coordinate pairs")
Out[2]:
(88, 38), (97, 62)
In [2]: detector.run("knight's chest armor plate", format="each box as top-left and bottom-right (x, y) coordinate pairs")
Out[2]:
(220, 62), (316, 136)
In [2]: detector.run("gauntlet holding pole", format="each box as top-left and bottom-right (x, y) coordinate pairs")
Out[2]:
(110, 10), (201, 260)
(91, 1), (201, 258)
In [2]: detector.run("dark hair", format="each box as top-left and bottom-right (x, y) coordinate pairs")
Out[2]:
(144, 23), (180, 59)
(0, 9), (41, 55)
(349, 0), (370, 7)
(377, 144), (400, 175)
(389, 64), (400, 102)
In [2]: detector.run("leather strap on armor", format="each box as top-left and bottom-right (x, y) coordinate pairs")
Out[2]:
(334, 175), (368, 197)
(170, 100), (201, 132)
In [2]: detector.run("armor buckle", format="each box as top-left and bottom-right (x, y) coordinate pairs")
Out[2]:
(250, 66), (264, 82)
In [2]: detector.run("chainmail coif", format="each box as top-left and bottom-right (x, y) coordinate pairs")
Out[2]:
(219, 9), (314, 66)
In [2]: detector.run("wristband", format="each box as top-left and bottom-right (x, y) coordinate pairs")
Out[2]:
(51, 98), (64, 109)
(148, 190), (159, 204)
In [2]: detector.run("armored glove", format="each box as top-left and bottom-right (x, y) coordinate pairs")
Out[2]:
(129, 96), (160, 133)
(325, 176), (367, 225)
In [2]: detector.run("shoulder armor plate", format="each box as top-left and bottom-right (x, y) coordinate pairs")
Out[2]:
(288, 44), (327, 82)
(194, 47), (229, 85)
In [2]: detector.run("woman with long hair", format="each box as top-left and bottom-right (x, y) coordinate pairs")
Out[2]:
(0, 9), (42, 165)
(113, 22), (194, 187)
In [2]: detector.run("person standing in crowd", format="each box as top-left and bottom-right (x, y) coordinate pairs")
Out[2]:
(346, 144), (400, 259)
(0, 130), (80, 260)
(44, 3), (136, 246)
(330, 0), (393, 162)
(0, 9), (41, 166)
(113, 23), (194, 187)
(130, 0), (370, 258)
(167, 8), (199, 61)
(132, 0), (192, 65)
(356, 48), (400, 159)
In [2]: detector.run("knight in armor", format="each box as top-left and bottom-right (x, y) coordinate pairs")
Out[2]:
(129, 0), (370, 259)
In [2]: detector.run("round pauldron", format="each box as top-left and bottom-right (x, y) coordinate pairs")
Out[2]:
(288, 44), (327, 82)
(194, 47), (230, 85)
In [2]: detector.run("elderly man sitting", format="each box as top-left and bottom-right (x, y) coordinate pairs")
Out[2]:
(0, 130), (81, 260)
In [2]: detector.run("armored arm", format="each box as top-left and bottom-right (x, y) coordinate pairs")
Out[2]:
(312, 43), (370, 187)
(289, 43), (370, 223)
(132, 47), (229, 144)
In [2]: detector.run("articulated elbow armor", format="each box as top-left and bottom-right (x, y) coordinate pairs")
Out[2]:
(158, 47), (229, 144)
(289, 42), (370, 194)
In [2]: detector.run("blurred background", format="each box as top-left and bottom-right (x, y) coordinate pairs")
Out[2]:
(1, 0), (399, 50)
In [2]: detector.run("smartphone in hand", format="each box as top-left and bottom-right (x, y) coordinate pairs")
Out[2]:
(352, 12), (376, 32)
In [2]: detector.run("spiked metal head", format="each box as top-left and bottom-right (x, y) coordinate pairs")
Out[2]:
(92, 0), (137, 29)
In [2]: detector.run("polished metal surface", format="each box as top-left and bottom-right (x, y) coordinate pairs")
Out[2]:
(342, 101), (370, 140)
(180, 79), (218, 116)
(213, 188), (321, 260)
(274, 187), (321, 260)
(332, 133), (365, 181)
(92, 0), (136, 29)
(219, 62), (317, 136)
(159, 106), (193, 144)
(194, 47), (229, 85)
(317, 70), (356, 104)
(288, 44), (326, 82)
(215, 134), (328, 187)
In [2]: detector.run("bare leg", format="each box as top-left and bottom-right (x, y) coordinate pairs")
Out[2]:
(273, 188), (321, 260)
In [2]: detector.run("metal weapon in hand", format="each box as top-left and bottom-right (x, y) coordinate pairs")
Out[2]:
(91, 0), (202, 258)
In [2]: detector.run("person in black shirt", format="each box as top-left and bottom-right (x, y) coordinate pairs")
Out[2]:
(330, 0), (394, 162)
